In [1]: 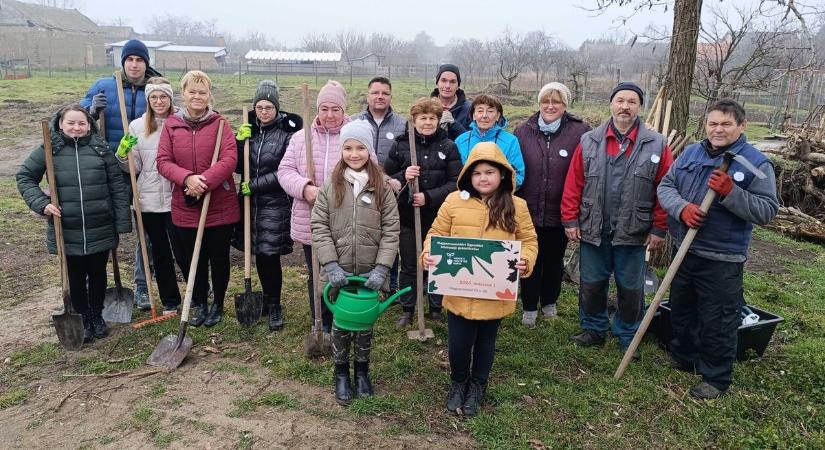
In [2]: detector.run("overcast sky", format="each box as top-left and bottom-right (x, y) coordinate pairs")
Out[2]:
(75, 0), (676, 48)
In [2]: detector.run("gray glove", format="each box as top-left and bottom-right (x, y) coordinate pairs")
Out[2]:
(361, 264), (390, 291)
(324, 262), (348, 288)
(439, 110), (455, 132)
(90, 92), (107, 119)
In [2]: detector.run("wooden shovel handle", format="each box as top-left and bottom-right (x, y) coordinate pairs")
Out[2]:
(243, 107), (252, 280)
(301, 84), (322, 335)
(407, 122), (427, 334)
(41, 120), (70, 308)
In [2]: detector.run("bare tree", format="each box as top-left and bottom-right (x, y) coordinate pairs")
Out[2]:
(449, 38), (487, 86)
(524, 31), (559, 90)
(146, 15), (221, 38)
(491, 30), (531, 93)
(301, 33), (337, 52)
(336, 30), (367, 60)
(366, 33), (401, 60)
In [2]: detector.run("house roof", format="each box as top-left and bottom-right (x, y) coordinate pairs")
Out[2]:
(107, 40), (172, 48)
(0, 0), (99, 33)
(158, 45), (227, 57)
(244, 50), (342, 62)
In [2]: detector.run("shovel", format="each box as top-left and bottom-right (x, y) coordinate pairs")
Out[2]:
(235, 106), (263, 327)
(102, 249), (134, 323)
(147, 120), (225, 370)
(406, 122), (434, 342)
(42, 120), (85, 351)
(301, 84), (333, 358)
(643, 247), (659, 296)
(615, 152), (742, 378)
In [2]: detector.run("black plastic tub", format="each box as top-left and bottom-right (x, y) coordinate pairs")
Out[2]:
(648, 300), (784, 361)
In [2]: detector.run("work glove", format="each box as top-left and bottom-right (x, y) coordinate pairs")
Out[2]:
(439, 110), (454, 132)
(680, 203), (706, 229)
(708, 169), (734, 197)
(240, 181), (252, 196)
(324, 262), (349, 288)
(90, 92), (107, 119)
(116, 134), (138, 158)
(361, 264), (390, 291)
(235, 123), (252, 141)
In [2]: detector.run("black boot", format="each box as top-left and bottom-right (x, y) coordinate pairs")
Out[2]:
(354, 361), (374, 398)
(446, 378), (468, 414)
(462, 379), (485, 417)
(203, 301), (224, 327)
(91, 311), (108, 338)
(269, 304), (283, 331)
(82, 313), (95, 344)
(189, 304), (208, 327)
(334, 363), (354, 406)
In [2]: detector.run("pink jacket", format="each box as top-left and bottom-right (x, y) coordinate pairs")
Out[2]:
(156, 111), (240, 228)
(277, 115), (351, 245)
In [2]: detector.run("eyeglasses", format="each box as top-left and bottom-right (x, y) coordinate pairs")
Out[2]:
(149, 95), (170, 103)
(255, 106), (276, 112)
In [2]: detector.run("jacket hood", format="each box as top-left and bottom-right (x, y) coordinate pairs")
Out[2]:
(247, 110), (303, 134)
(48, 108), (106, 152)
(457, 142), (516, 194)
(469, 118), (508, 136)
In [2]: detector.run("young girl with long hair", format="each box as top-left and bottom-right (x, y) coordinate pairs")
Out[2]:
(422, 142), (538, 417)
(311, 120), (399, 405)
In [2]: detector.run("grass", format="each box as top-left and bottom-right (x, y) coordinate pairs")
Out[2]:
(1, 71), (824, 448)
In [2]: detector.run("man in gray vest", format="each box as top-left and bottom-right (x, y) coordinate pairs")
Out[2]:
(561, 82), (673, 360)
(657, 99), (777, 399)
(352, 76), (407, 290)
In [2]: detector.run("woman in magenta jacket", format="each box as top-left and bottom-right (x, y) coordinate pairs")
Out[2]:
(157, 70), (239, 327)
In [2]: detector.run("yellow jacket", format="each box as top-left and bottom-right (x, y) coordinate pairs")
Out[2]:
(422, 142), (538, 320)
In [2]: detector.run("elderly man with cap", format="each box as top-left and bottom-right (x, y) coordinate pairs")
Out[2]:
(430, 64), (473, 140)
(80, 39), (162, 310)
(235, 80), (303, 331)
(657, 99), (778, 399)
(515, 82), (591, 328)
(561, 82), (673, 360)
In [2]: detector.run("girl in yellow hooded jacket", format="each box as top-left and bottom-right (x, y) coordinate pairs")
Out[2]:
(422, 141), (538, 417)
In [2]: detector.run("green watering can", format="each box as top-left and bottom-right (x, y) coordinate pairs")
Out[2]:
(323, 276), (412, 331)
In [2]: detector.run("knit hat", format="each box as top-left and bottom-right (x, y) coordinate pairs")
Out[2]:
(340, 120), (376, 157)
(253, 80), (280, 110)
(538, 82), (571, 106)
(436, 64), (461, 86)
(610, 82), (645, 105)
(121, 39), (150, 67)
(145, 81), (173, 101)
(316, 80), (347, 110)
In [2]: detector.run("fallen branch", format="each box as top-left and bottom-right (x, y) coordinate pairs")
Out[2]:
(54, 384), (84, 412)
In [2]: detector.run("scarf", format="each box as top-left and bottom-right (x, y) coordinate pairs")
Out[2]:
(538, 115), (562, 134)
(344, 167), (370, 198)
(178, 106), (215, 127)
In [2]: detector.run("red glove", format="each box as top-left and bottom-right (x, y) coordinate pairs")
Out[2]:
(708, 169), (734, 196)
(680, 203), (706, 229)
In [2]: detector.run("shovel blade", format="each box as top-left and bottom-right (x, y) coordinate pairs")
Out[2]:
(102, 287), (134, 323)
(644, 267), (660, 295)
(234, 291), (263, 327)
(52, 308), (85, 351)
(147, 334), (193, 370)
(407, 328), (435, 341)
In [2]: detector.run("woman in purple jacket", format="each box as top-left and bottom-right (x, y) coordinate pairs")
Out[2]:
(514, 82), (591, 328)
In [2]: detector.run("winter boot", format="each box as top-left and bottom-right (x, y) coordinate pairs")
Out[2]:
(354, 361), (374, 398)
(203, 301), (224, 327)
(396, 311), (413, 328)
(82, 314), (95, 344)
(334, 363), (354, 406)
(269, 304), (284, 331)
(446, 378), (468, 414)
(428, 309), (444, 322)
(189, 304), (208, 327)
(521, 310), (538, 328)
(462, 379), (486, 417)
(541, 303), (558, 318)
(571, 330), (606, 347)
(91, 311), (108, 338)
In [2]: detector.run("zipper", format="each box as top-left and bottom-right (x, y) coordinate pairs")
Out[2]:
(324, 132), (330, 178)
(191, 129), (197, 183)
(73, 139), (88, 254)
(130, 86), (137, 122)
(351, 184), (358, 271)
(253, 132), (265, 238)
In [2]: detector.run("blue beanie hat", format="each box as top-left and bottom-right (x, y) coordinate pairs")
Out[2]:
(121, 39), (150, 67)
(610, 82), (644, 105)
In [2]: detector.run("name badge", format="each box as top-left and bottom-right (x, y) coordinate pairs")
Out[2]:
(361, 195), (372, 204)
(386, 132), (394, 140)
(438, 151), (446, 160)
(650, 154), (661, 164)
(559, 149), (568, 158)
(733, 171), (745, 182)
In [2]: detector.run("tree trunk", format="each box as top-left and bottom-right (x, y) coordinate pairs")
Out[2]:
(663, 0), (703, 135)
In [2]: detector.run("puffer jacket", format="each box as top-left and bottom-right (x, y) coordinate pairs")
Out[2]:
(383, 128), (462, 229)
(116, 114), (174, 212)
(156, 110), (240, 228)
(515, 112), (591, 228)
(455, 120), (525, 188)
(234, 109), (303, 255)
(80, 68), (162, 151)
(16, 110), (132, 256)
(277, 115), (352, 245)
(311, 174), (400, 281)
(352, 107), (408, 165)
(422, 142), (538, 320)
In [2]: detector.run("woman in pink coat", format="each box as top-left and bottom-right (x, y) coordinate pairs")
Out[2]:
(277, 80), (350, 332)
(157, 70), (239, 328)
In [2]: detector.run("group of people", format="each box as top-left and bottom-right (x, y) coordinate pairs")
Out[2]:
(16, 39), (778, 417)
